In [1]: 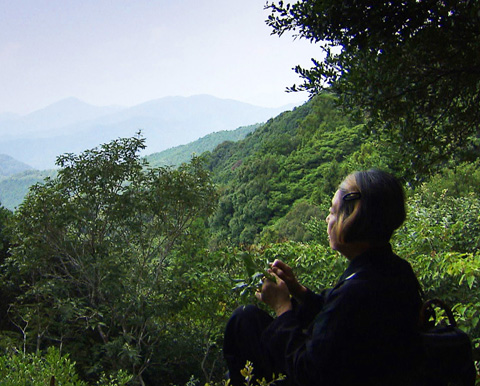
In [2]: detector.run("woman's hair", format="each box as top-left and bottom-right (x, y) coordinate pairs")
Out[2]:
(334, 169), (406, 244)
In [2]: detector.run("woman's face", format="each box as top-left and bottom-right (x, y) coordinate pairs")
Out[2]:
(326, 190), (342, 250)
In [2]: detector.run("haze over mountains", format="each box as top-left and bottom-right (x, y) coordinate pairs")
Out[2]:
(0, 95), (295, 170)
(0, 154), (34, 177)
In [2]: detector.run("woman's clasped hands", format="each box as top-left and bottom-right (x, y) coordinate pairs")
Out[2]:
(255, 259), (308, 316)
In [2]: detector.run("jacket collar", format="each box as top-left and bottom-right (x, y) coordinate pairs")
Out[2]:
(340, 243), (394, 281)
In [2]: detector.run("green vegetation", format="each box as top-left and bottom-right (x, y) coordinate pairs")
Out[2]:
(0, 124), (259, 211)
(207, 94), (380, 246)
(1, 136), (221, 385)
(0, 1), (479, 384)
(146, 124), (260, 168)
(0, 93), (477, 385)
(0, 347), (131, 386)
(266, 0), (480, 178)
(0, 169), (57, 210)
(0, 154), (33, 177)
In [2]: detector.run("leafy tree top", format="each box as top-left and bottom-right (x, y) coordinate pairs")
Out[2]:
(266, 0), (480, 173)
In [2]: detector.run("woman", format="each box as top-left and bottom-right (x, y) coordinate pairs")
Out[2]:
(223, 169), (423, 386)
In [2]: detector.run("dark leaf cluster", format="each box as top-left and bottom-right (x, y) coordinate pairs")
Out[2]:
(266, 0), (480, 175)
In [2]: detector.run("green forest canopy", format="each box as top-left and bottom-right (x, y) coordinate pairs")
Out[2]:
(0, 0), (479, 384)
(266, 0), (480, 177)
(0, 93), (478, 385)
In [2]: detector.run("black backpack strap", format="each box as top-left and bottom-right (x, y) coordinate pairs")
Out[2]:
(419, 298), (457, 330)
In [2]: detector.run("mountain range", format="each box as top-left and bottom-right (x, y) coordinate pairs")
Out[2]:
(0, 121), (262, 211)
(0, 95), (295, 170)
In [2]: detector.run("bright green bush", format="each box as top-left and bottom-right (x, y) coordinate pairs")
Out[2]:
(2, 137), (218, 385)
(398, 190), (480, 254)
(0, 347), (86, 386)
(393, 185), (480, 365)
(204, 360), (285, 386)
(231, 242), (346, 304)
(0, 347), (133, 386)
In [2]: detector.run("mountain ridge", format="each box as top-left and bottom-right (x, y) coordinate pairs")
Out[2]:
(0, 154), (34, 177)
(0, 121), (262, 210)
(0, 95), (296, 169)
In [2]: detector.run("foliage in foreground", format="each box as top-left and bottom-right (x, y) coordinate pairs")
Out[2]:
(0, 127), (478, 384)
(205, 361), (286, 386)
(0, 135), (220, 385)
(0, 347), (131, 386)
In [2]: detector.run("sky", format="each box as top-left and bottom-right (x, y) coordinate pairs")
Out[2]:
(0, 0), (320, 115)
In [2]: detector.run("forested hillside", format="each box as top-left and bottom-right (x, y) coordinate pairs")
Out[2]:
(206, 94), (366, 245)
(0, 0), (479, 385)
(0, 154), (33, 177)
(146, 123), (260, 168)
(0, 169), (57, 210)
(0, 93), (478, 386)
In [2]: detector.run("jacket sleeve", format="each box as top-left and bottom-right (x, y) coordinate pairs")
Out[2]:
(291, 288), (327, 330)
(261, 283), (360, 386)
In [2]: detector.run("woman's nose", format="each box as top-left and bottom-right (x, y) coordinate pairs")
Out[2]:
(325, 214), (330, 223)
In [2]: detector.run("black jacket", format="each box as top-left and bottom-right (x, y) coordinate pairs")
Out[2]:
(261, 244), (423, 386)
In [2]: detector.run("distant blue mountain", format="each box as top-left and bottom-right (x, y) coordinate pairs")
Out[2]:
(0, 95), (296, 169)
(0, 121), (263, 211)
(0, 98), (123, 139)
(0, 154), (33, 177)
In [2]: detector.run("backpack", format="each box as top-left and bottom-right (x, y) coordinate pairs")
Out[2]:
(418, 298), (477, 385)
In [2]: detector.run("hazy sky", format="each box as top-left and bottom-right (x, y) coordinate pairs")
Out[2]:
(1, 0), (319, 115)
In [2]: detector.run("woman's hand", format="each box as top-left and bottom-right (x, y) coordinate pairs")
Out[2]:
(255, 273), (292, 316)
(270, 259), (308, 303)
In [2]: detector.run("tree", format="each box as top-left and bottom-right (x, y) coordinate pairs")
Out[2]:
(2, 135), (217, 385)
(266, 0), (480, 177)
(0, 204), (11, 261)
(0, 205), (13, 334)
